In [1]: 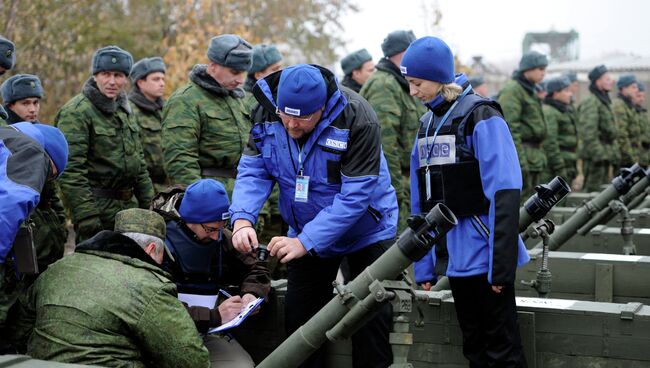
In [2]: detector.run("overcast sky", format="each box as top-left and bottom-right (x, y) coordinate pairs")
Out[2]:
(339, 0), (650, 68)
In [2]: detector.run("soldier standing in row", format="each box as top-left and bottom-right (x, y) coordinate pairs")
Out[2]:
(578, 65), (617, 191)
(635, 83), (650, 167)
(340, 48), (374, 93)
(612, 74), (641, 168)
(360, 30), (424, 230)
(55, 45), (154, 242)
(542, 76), (577, 183)
(0, 36), (16, 123)
(498, 51), (549, 197)
(244, 44), (283, 111)
(162, 34), (253, 193)
(129, 57), (169, 192)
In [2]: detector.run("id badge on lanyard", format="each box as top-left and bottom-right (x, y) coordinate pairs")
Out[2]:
(295, 175), (310, 202)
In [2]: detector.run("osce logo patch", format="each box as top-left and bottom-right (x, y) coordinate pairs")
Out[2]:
(325, 138), (347, 150)
(400, 66), (407, 74)
(417, 135), (456, 167)
(284, 107), (301, 116)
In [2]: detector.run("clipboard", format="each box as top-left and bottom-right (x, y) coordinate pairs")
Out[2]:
(208, 297), (264, 333)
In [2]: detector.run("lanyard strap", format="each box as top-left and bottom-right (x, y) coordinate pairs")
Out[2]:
(297, 143), (305, 176)
(424, 85), (473, 164)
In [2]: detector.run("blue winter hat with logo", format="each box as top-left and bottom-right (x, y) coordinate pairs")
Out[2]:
(179, 179), (231, 223)
(91, 45), (133, 76)
(0, 36), (15, 70)
(277, 64), (327, 116)
(13, 122), (69, 177)
(617, 74), (637, 89)
(400, 36), (455, 84)
(1, 74), (44, 103)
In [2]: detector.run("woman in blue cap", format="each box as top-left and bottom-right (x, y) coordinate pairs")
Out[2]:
(402, 36), (529, 367)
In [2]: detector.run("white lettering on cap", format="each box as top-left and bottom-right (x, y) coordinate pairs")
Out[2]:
(222, 212), (231, 221)
(400, 66), (407, 74)
(284, 107), (301, 116)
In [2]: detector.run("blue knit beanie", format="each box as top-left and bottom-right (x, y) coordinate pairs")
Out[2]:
(250, 45), (283, 74)
(400, 36), (454, 84)
(277, 64), (327, 116)
(381, 30), (416, 57)
(0, 36), (15, 70)
(13, 122), (68, 177)
(130, 56), (166, 82)
(546, 76), (571, 94)
(207, 34), (253, 72)
(92, 45), (133, 76)
(1, 74), (44, 103)
(617, 74), (637, 89)
(179, 179), (231, 223)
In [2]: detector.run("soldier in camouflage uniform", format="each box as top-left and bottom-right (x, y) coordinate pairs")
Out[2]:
(612, 74), (641, 167)
(635, 83), (650, 167)
(129, 57), (168, 192)
(11, 209), (210, 367)
(1, 74), (67, 276)
(578, 65), (617, 192)
(498, 51), (551, 197)
(341, 48), (374, 93)
(244, 44), (283, 112)
(55, 46), (154, 242)
(163, 34), (252, 195)
(565, 71), (585, 190)
(543, 76), (576, 183)
(360, 30), (425, 230)
(0, 36), (16, 124)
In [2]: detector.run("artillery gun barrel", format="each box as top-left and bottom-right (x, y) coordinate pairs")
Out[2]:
(256, 204), (457, 368)
(536, 164), (645, 251)
(578, 169), (650, 235)
(519, 176), (571, 234)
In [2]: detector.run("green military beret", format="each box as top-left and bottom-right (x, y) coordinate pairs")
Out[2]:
(341, 49), (372, 75)
(1, 74), (44, 103)
(250, 44), (283, 74)
(92, 45), (133, 76)
(518, 51), (548, 72)
(130, 56), (166, 82)
(114, 208), (166, 240)
(0, 36), (15, 70)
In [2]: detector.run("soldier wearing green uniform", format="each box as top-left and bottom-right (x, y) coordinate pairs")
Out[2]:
(543, 76), (576, 183)
(578, 65), (617, 192)
(360, 30), (425, 230)
(11, 209), (210, 367)
(0, 36), (16, 124)
(244, 44), (283, 112)
(55, 46), (154, 242)
(498, 51), (550, 197)
(612, 74), (641, 167)
(129, 56), (169, 192)
(635, 83), (650, 167)
(340, 48), (374, 93)
(162, 34), (253, 198)
(1, 74), (67, 276)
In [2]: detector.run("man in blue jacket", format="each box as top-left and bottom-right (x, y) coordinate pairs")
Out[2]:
(229, 64), (398, 368)
(0, 122), (68, 350)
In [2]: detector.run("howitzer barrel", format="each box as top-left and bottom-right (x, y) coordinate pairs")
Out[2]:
(536, 164), (645, 251)
(519, 176), (570, 234)
(577, 169), (650, 235)
(256, 204), (457, 368)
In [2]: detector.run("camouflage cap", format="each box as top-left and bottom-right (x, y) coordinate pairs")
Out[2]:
(114, 208), (166, 240)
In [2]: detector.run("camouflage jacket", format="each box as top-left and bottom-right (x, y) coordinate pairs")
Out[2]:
(54, 79), (154, 227)
(636, 105), (650, 166)
(578, 86), (617, 163)
(360, 58), (425, 206)
(162, 64), (250, 188)
(498, 74), (548, 173)
(543, 98), (576, 177)
(20, 231), (209, 368)
(128, 88), (169, 187)
(613, 94), (641, 166)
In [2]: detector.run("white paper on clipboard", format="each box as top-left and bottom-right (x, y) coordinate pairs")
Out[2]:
(178, 293), (218, 309)
(208, 297), (264, 333)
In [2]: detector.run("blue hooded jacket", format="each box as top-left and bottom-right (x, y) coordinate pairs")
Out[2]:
(0, 125), (51, 263)
(230, 65), (398, 257)
(411, 74), (530, 285)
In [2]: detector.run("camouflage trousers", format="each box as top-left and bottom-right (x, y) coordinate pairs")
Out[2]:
(583, 161), (611, 193)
